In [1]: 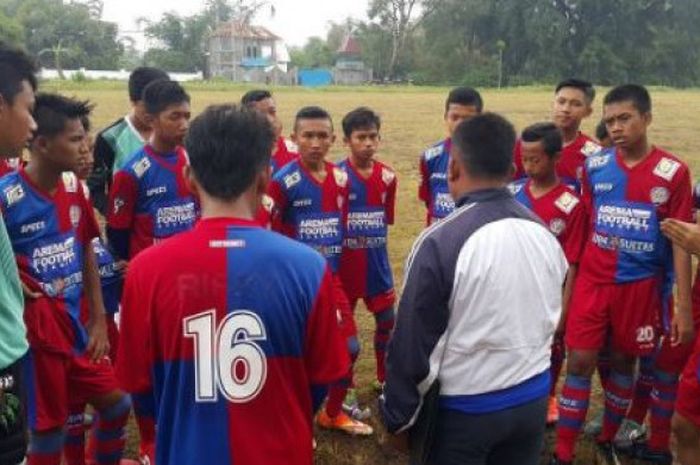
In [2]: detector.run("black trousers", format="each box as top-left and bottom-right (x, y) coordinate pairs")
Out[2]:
(426, 396), (547, 465)
(0, 356), (27, 465)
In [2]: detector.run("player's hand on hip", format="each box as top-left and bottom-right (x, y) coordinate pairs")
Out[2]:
(671, 308), (695, 346)
(661, 219), (700, 255)
(87, 314), (110, 362)
(20, 281), (41, 300)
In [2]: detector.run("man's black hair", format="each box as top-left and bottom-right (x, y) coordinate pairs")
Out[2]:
(185, 104), (274, 201)
(603, 84), (651, 114)
(342, 107), (381, 138)
(445, 87), (483, 113)
(555, 78), (595, 104)
(595, 119), (608, 141)
(128, 67), (169, 102)
(33, 93), (93, 138)
(521, 122), (562, 157)
(241, 89), (272, 108)
(452, 112), (515, 179)
(294, 106), (333, 131)
(142, 79), (190, 115)
(0, 42), (38, 105)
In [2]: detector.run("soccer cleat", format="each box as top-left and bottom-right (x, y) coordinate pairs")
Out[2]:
(316, 410), (373, 436)
(549, 454), (572, 465)
(546, 395), (559, 425)
(584, 411), (604, 436)
(342, 389), (372, 421)
(595, 441), (622, 465)
(613, 418), (647, 450)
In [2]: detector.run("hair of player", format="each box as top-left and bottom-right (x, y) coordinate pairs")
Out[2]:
(521, 122), (562, 157)
(294, 105), (333, 132)
(342, 107), (381, 138)
(80, 115), (91, 133)
(555, 78), (596, 104)
(241, 89), (272, 108)
(128, 67), (169, 102)
(33, 93), (93, 139)
(595, 119), (608, 141)
(142, 79), (190, 115)
(0, 42), (38, 105)
(445, 87), (483, 113)
(452, 112), (515, 180)
(185, 104), (274, 201)
(603, 84), (651, 114)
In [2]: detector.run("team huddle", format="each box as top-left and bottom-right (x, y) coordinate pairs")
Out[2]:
(1, 42), (700, 465)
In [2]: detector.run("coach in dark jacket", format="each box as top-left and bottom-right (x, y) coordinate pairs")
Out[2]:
(381, 113), (568, 465)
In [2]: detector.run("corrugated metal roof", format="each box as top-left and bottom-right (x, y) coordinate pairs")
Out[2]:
(211, 21), (281, 41)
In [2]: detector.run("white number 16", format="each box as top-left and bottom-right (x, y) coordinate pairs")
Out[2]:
(184, 310), (268, 403)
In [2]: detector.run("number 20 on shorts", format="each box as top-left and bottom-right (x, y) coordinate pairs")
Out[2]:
(184, 309), (268, 403)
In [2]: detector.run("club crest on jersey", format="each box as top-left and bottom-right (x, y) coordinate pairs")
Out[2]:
(581, 141), (602, 157)
(423, 145), (443, 161)
(62, 173), (78, 193)
(69, 205), (81, 228)
(381, 167), (395, 186)
(507, 182), (524, 196)
(283, 171), (301, 189)
(650, 187), (670, 206)
(555, 191), (579, 214)
(4, 183), (25, 206)
(653, 158), (680, 181)
(261, 194), (274, 213)
(333, 168), (348, 187)
(549, 218), (566, 236)
(113, 197), (125, 215)
(133, 157), (151, 178)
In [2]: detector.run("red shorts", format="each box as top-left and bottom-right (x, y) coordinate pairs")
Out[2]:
(675, 337), (700, 428)
(25, 348), (118, 432)
(566, 274), (666, 356)
(332, 274), (357, 340)
(349, 289), (396, 314)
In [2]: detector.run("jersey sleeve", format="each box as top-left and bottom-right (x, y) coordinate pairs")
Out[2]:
(562, 202), (588, 265)
(77, 183), (100, 245)
(88, 133), (116, 215)
(267, 179), (292, 237)
(579, 161), (594, 218)
(668, 164), (693, 223)
(304, 267), (350, 384)
(418, 155), (429, 206)
(386, 172), (397, 226)
(107, 170), (138, 230)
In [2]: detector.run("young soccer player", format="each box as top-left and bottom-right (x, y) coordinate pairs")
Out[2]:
(514, 79), (601, 191)
(88, 67), (168, 214)
(0, 41), (37, 465)
(596, 118), (613, 148)
(241, 89), (298, 174)
(419, 87), (482, 225)
(268, 106), (373, 435)
(117, 104), (349, 465)
(509, 123), (587, 425)
(552, 85), (695, 465)
(0, 94), (131, 465)
(107, 79), (194, 464)
(337, 107), (397, 398)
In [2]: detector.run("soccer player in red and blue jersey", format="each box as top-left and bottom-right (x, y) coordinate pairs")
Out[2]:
(337, 107), (397, 393)
(0, 94), (131, 465)
(513, 79), (601, 192)
(419, 87), (482, 225)
(552, 85), (695, 465)
(509, 122), (587, 426)
(117, 104), (349, 465)
(269, 106), (373, 435)
(107, 79), (194, 464)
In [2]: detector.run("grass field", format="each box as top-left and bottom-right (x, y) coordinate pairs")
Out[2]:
(44, 81), (700, 464)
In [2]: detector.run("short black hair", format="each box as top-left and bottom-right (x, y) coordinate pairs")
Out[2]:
(452, 113), (515, 180)
(33, 93), (93, 139)
(342, 107), (381, 138)
(603, 84), (651, 114)
(128, 67), (169, 102)
(445, 87), (483, 113)
(142, 79), (190, 115)
(0, 42), (38, 105)
(595, 119), (608, 141)
(555, 78), (595, 104)
(185, 104), (274, 201)
(241, 89), (272, 108)
(294, 106), (333, 132)
(521, 122), (562, 157)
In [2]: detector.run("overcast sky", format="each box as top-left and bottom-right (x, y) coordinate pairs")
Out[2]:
(102, 0), (371, 48)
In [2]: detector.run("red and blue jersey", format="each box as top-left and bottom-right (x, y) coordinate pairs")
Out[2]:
(271, 137), (298, 175)
(337, 158), (397, 300)
(579, 147), (693, 283)
(513, 133), (602, 192)
(116, 217), (349, 465)
(419, 138), (454, 224)
(510, 180), (588, 265)
(107, 145), (197, 259)
(0, 170), (99, 355)
(268, 159), (348, 274)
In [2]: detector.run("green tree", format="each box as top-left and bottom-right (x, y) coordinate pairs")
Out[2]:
(0, 10), (23, 45)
